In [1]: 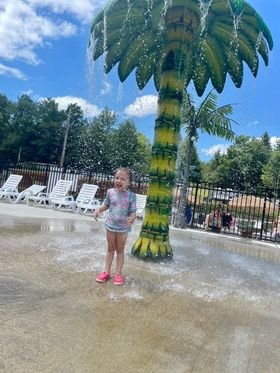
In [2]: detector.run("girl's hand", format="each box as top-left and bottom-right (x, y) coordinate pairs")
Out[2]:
(127, 216), (135, 226)
(94, 208), (101, 220)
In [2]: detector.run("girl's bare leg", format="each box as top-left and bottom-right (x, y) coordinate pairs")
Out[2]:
(104, 230), (116, 273)
(115, 232), (127, 274)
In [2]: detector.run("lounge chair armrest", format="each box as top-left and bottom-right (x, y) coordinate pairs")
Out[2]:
(82, 198), (91, 203)
(1, 187), (18, 193)
(37, 192), (49, 198)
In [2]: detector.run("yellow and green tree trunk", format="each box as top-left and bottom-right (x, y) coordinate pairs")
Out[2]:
(131, 69), (183, 259)
(131, 7), (191, 259)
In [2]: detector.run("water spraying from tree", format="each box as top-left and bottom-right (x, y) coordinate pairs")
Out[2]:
(88, 0), (273, 260)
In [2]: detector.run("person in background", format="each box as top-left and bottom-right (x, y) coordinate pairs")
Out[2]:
(94, 168), (136, 285)
(184, 204), (193, 225)
(205, 207), (222, 233)
(222, 208), (233, 232)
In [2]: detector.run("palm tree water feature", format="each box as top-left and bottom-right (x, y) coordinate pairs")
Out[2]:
(88, 0), (273, 260)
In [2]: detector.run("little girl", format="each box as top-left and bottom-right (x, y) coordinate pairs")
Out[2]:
(94, 168), (136, 285)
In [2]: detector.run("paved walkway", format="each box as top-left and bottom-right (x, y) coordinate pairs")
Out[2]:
(1, 200), (279, 263)
(0, 200), (280, 372)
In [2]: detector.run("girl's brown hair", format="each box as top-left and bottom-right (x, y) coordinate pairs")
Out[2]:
(115, 167), (133, 184)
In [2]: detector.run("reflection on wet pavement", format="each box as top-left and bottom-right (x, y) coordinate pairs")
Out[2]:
(0, 217), (96, 234)
(40, 221), (94, 232)
(0, 214), (280, 372)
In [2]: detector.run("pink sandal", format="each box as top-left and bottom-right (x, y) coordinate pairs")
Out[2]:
(114, 273), (124, 285)
(96, 272), (110, 283)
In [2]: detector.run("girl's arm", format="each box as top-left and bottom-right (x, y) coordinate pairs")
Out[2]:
(95, 190), (110, 219)
(127, 191), (137, 226)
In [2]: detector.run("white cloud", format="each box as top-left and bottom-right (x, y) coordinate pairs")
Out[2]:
(0, 63), (27, 80)
(51, 96), (102, 117)
(22, 89), (34, 96)
(256, 135), (280, 149)
(201, 144), (229, 157)
(248, 120), (259, 127)
(0, 1), (77, 65)
(101, 81), (112, 95)
(0, 0), (106, 78)
(124, 95), (158, 117)
(270, 136), (280, 149)
(27, 0), (105, 23)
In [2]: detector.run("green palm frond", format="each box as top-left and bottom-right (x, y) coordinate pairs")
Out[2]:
(192, 58), (209, 97)
(243, 4), (273, 50)
(118, 32), (158, 82)
(195, 90), (219, 115)
(199, 37), (227, 93)
(229, 0), (245, 15)
(89, 0), (273, 96)
(182, 90), (236, 141)
(104, 34), (134, 73)
(235, 33), (259, 76)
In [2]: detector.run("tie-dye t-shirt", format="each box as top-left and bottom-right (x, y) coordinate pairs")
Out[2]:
(104, 188), (136, 233)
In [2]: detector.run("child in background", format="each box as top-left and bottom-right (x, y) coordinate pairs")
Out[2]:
(205, 207), (222, 233)
(94, 168), (136, 285)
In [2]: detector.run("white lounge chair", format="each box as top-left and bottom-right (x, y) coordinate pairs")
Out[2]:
(135, 193), (147, 219)
(75, 183), (100, 214)
(13, 184), (46, 204)
(28, 179), (73, 209)
(0, 174), (23, 202)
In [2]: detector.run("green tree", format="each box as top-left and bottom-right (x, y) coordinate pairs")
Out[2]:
(174, 91), (235, 228)
(35, 98), (65, 164)
(89, 0), (273, 259)
(176, 137), (201, 183)
(134, 133), (152, 177)
(206, 135), (271, 190)
(0, 94), (15, 161)
(261, 131), (272, 150)
(79, 108), (151, 175)
(63, 104), (88, 168)
(109, 119), (140, 171)
(203, 151), (226, 184)
(208, 156), (234, 187)
(79, 107), (117, 172)
(262, 140), (280, 191)
(11, 95), (39, 162)
(109, 119), (151, 176)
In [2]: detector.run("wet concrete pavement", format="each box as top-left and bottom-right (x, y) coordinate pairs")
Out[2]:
(0, 202), (280, 372)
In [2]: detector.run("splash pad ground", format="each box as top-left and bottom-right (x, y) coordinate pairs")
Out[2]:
(0, 201), (279, 372)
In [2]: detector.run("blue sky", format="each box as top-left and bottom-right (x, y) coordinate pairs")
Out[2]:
(0, 0), (279, 161)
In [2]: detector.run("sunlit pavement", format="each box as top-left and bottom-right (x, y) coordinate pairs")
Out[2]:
(0, 201), (280, 372)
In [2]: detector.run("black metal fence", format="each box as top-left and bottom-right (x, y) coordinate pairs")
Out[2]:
(1, 162), (279, 243)
(172, 182), (280, 243)
(0, 162), (149, 200)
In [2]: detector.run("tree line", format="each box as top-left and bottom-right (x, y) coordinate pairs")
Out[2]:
(176, 132), (280, 193)
(0, 93), (279, 192)
(203, 133), (280, 192)
(0, 94), (151, 176)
